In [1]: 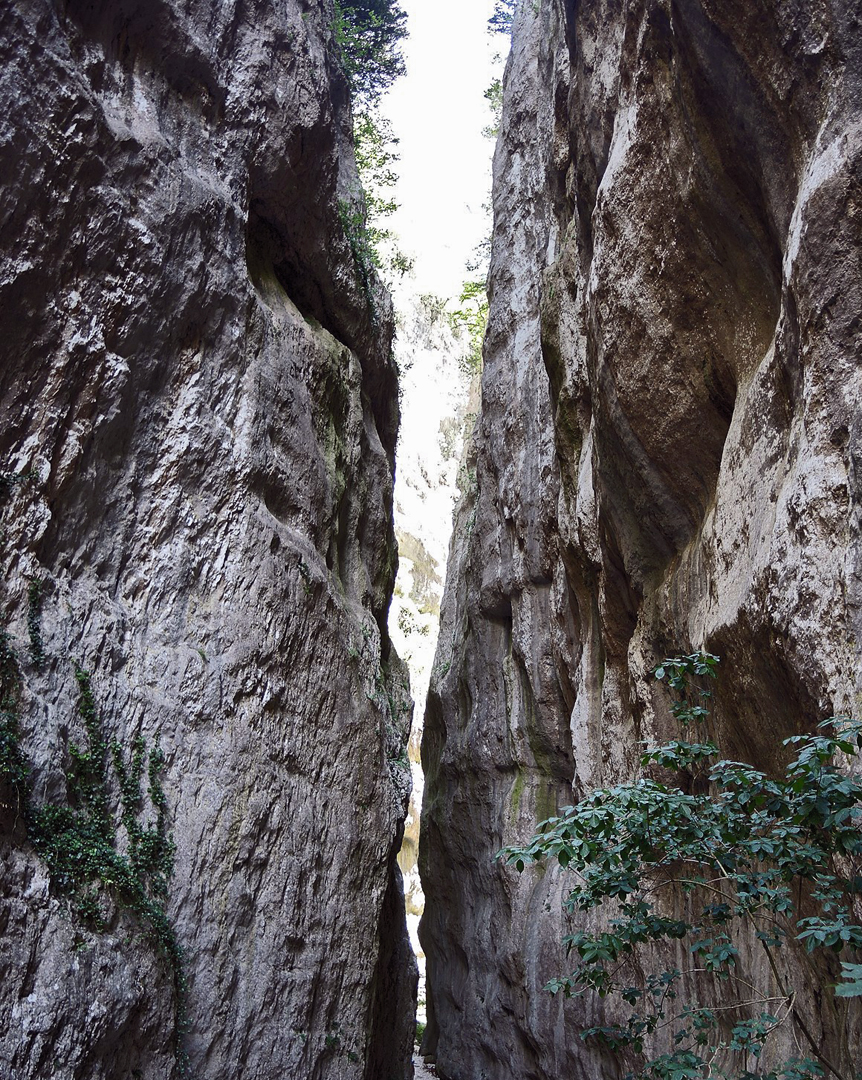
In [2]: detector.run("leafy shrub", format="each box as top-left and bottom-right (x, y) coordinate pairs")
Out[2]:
(334, 0), (407, 109)
(28, 664), (187, 1071)
(0, 629), (28, 795)
(0, 631), (187, 1075)
(352, 111), (414, 281)
(482, 77), (503, 139)
(334, 2), (413, 286)
(488, 0), (517, 35)
(448, 280), (488, 377)
(502, 653), (862, 1080)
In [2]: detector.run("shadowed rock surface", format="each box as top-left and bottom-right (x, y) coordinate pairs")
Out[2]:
(0, 1), (415, 1077)
(420, 0), (862, 1077)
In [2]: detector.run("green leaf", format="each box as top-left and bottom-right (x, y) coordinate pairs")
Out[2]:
(511, 651), (862, 1078)
(835, 961), (862, 997)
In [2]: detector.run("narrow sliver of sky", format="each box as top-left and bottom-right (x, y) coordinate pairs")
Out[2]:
(380, 0), (504, 298)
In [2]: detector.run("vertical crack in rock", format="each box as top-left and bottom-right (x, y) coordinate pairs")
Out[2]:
(0, 0), (415, 1076)
(420, 0), (862, 1077)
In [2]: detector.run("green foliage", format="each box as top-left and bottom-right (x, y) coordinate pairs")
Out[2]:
(354, 111), (399, 220)
(339, 198), (379, 305)
(1, 634), (187, 1074)
(27, 576), (46, 670)
(488, 0), (541, 35)
(334, 1), (412, 288)
(488, 0), (517, 34)
(0, 469), (36, 506)
(448, 279), (488, 377)
(298, 557), (313, 597)
(338, 113), (412, 299)
(110, 731), (174, 899)
(27, 666), (186, 1070)
(0, 629), (28, 795)
(0, 707), (27, 794)
(835, 963), (862, 997)
(334, 0), (407, 109)
(502, 652), (862, 1080)
(482, 77), (503, 139)
(352, 111), (414, 282)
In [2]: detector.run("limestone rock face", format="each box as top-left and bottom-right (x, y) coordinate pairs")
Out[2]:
(420, 1), (862, 1077)
(0, 1), (415, 1077)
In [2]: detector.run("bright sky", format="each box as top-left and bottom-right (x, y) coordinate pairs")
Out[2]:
(380, 0), (505, 298)
(386, 2), (507, 934)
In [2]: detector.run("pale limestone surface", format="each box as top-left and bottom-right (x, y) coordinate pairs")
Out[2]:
(421, 1), (862, 1078)
(0, 1), (415, 1077)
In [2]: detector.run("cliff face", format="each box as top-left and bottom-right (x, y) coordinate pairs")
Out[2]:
(420, 1), (862, 1077)
(0, 2), (415, 1078)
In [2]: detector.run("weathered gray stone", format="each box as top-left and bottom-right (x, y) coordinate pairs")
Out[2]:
(420, 1), (862, 1077)
(0, 1), (415, 1077)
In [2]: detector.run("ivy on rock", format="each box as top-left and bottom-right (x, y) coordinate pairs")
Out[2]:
(0, 619), (187, 1076)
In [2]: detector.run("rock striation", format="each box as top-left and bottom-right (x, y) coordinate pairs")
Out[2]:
(0, 1), (415, 1077)
(420, 0), (862, 1077)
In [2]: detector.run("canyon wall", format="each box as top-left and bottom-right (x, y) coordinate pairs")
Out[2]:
(420, 0), (862, 1077)
(0, 1), (415, 1078)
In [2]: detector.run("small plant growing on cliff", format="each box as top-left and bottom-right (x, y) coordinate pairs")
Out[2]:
(30, 668), (176, 927)
(482, 77), (503, 139)
(0, 629), (28, 797)
(0, 468), (36, 506)
(28, 664), (188, 1071)
(447, 279), (488, 377)
(27, 575), (46, 670)
(502, 653), (862, 1080)
(339, 198), (378, 305)
(0, 620), (188, 1075)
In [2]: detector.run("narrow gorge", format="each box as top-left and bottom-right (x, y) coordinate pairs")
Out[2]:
(0, 1), (860, 1080)
(421, 1), (862, 1078)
